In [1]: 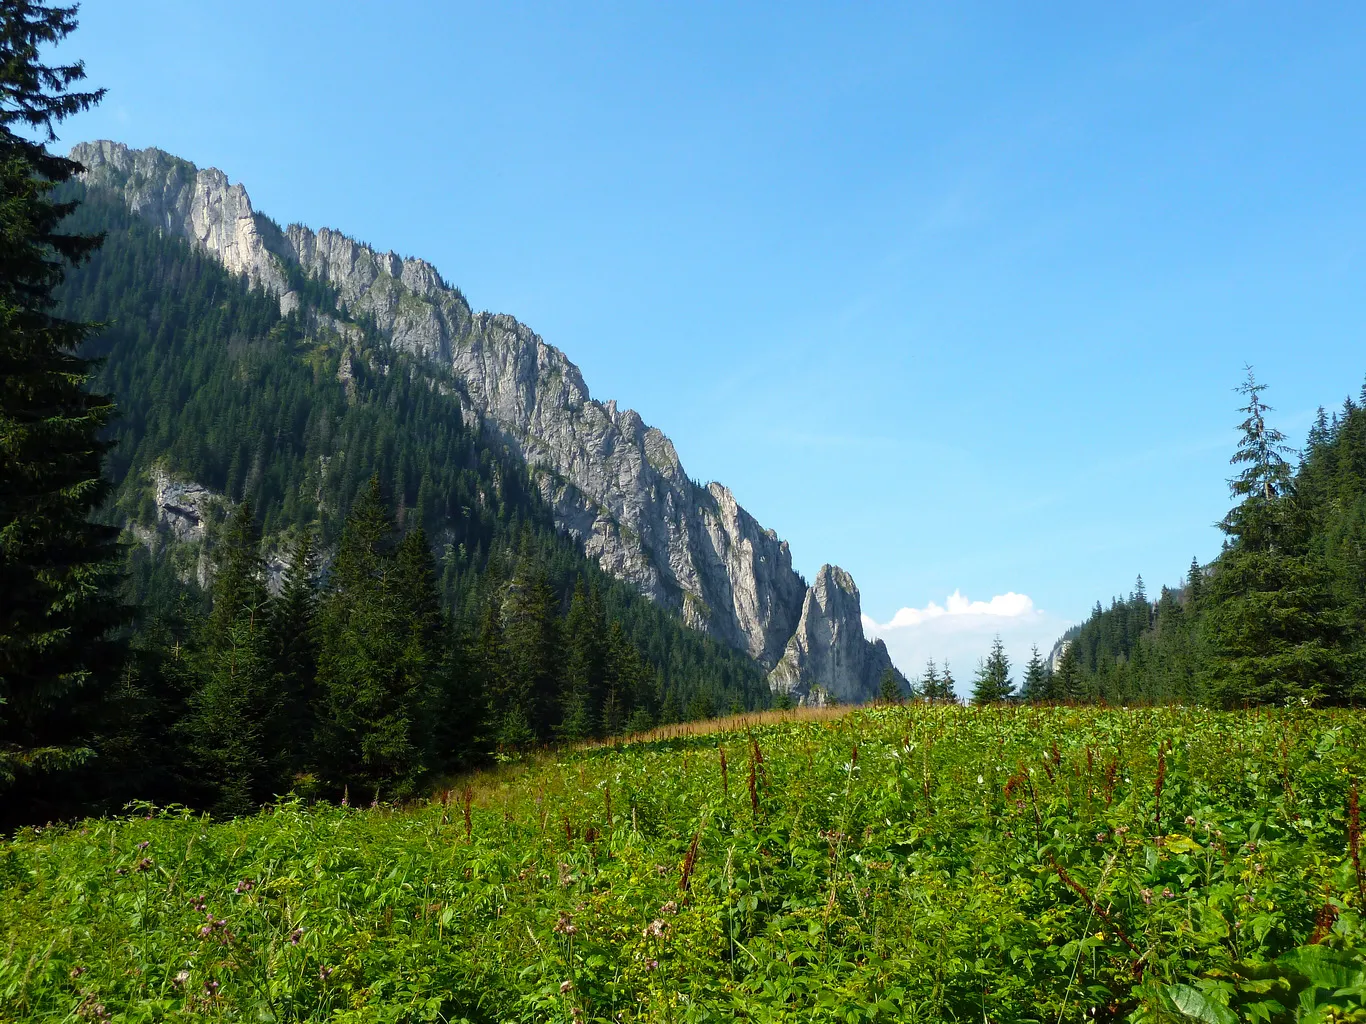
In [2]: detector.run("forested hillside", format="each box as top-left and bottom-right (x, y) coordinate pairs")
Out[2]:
(1039, 377), (1366, 707)
(9, 184), (772, 823)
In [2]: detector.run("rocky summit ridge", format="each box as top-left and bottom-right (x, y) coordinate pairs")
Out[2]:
(72, 140), (904, 704)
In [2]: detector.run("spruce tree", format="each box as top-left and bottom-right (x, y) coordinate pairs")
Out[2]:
(1306, 406), (1331, 456)
(878, 666), (902, 704)
(0, 3), (126, 819)
(190, 501), (277, 815)
(611, 621), (651, 734)
(685, 689), (716, 721)
(392, 525), (442, 762)
(971, 636), (1014, 704)
(1185, 557), (1204, 609)
(266, 529), (319, 781)
(940, 661), (958, 704)
(208, 501), (268, 636)
(501, 551), (562, 743)
(1020, 645), (1047, 702)
(559, 578), (604, 741)
(1203, 370), (1354, 706)
(475, 597), (530, 749)
(1052, 643), (1082, 702)
(314, 478), (428, 799)
(658, 686), (683, 724)
(596, 588), (630, 736)
(1219, 367), (1296, 551)
(919, 658), (942, 703)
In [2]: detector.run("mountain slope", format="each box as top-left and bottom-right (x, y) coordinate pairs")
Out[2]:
(73, 140), (903, 703)
(55, 184), (771, 725)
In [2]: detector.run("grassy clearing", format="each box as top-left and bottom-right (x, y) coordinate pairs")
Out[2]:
(2, 705), (1364, 1022)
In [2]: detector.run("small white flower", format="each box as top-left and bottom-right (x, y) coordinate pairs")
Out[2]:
(977, 775), (984, 785)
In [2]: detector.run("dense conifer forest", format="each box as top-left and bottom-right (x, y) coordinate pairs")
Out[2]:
(1017, 380), (1366, 708)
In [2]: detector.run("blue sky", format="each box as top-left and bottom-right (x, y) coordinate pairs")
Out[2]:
(56, 2), (1366, 683)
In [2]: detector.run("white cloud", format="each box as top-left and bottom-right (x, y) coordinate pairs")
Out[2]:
(863, 590), (1070, 698)
(864, 590), (1036, 630)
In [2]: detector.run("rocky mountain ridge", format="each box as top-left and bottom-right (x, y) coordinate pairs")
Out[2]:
(72, 140), (904, 703)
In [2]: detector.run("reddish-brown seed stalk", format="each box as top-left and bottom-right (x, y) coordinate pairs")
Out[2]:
(1349, 782), (1364, 909)
(1310, 899), (1340, 944)
(462, 786), (473, 842)
(748, 756), (759, 815)
(679, 829), (702, 893)
(1047, 853), (1139, 958)
(718, 747), (728, 798)
(1154, 745), (1167, 836)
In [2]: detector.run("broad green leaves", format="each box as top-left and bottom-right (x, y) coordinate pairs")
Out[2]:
(1, 705), (1363, 1021)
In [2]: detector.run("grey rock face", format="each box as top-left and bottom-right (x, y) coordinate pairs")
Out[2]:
(768, 565), (906, 705)
(152, 467), (221, 544)
(73, 140), (895, 691)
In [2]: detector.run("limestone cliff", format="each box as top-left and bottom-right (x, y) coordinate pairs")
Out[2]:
(768, 566), (906, 705)
(72, 140), (890, 698)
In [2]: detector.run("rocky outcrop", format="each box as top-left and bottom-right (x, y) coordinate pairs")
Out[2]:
(72, 140), (896, 694)
(152, 466), (222, 544)
(768, 566), (905, 705)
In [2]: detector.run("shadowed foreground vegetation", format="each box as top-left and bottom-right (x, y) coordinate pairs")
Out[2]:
(3, 705), (1365, 1023)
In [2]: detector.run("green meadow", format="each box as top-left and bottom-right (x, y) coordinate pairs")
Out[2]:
(3, 705), (1364, 1023)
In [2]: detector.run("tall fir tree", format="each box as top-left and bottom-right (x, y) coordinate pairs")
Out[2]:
(314, 478), (428, 800)
(189, 501), (277, 815)
(266, 529), (319, 781)
(500, 549), (562, 744)
(1186, 557), (1204, 610)
(207, 501), (268, 637)
(971, 636), (1014, 705)
(1203, 370), (1355, 706)
(1051, 643), (1082, 702)
(1219, 367), (1297, 551)
(595, 587), (631, 736)
(558, 577), (605, 741)
(475, 597), (528, 749)
(878, 666), (903, 704)
(1020, 645), (1048, 702)
(391, 525), (443, 763)
(0, 3), (126, 822)
(613, 621), (653, 734)
(940, 661), (958, 704)
(918, 658), (942, 702)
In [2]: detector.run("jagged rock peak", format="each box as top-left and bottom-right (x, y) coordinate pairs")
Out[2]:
(768, 565), (904, 705)
(71, 140), (469, 344)
(72, 139), (901, 696)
